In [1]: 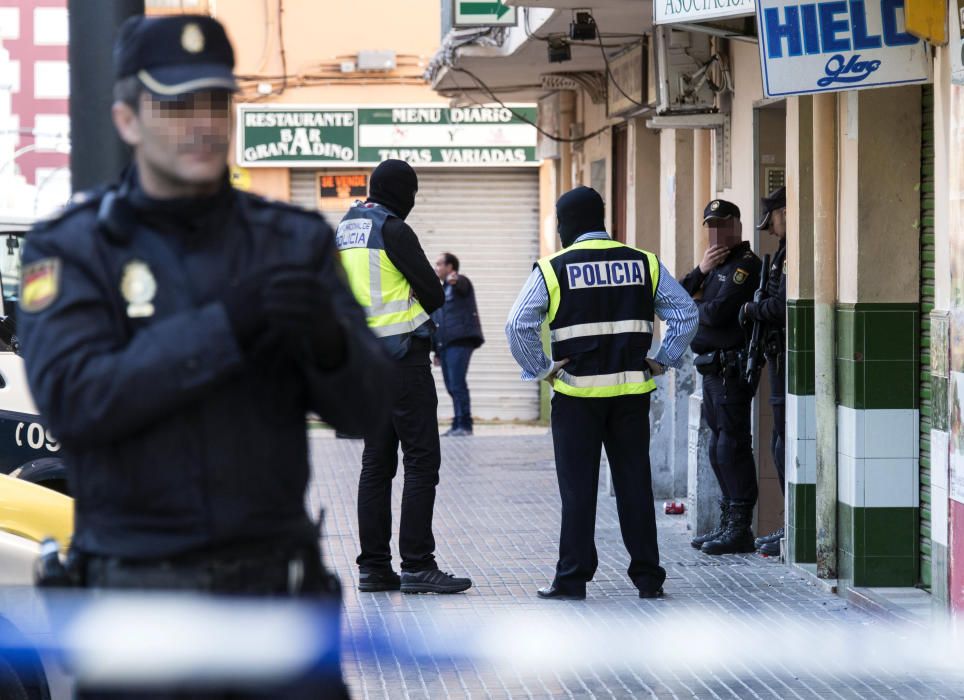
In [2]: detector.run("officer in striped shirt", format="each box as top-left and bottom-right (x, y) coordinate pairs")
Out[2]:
(505, 187), (697, 600)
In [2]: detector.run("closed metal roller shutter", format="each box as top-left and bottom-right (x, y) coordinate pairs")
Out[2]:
(919, 85), (934, 590)
(290, 168), (541, 422)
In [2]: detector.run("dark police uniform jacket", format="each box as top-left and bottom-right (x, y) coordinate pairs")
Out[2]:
(18, 177), (391, 560)
(431, 275), (484, 351)
(745, 236), (787, 346)
(680, 241), (761, 355)
(745, 236), (787, 403)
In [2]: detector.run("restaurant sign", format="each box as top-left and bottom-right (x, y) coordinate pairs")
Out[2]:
(238, 105), (539, 167)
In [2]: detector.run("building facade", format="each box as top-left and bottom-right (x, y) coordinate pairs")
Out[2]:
(0, 0), (70, 217)
(196, 0), (547, 425)
(430, 0), (964, 610)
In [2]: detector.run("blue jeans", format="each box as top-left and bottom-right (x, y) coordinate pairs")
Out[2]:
(440, 343), (474, 430)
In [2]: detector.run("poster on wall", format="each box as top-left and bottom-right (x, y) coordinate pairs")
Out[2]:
(950, 85), (964, 370)
(238, 105), (539, 168)
(948, 85), (964, 509)
(755, 0), (931, 97)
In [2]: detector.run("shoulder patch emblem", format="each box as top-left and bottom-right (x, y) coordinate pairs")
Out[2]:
(733, 268), (749, 285)
(20, 258), (61, 313)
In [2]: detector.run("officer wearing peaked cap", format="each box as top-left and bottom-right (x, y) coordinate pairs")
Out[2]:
(19, 14), (389, 697)
(742, 186), (788, 557)
(681, 200), (761, 556)
(505, 186), (698, 600)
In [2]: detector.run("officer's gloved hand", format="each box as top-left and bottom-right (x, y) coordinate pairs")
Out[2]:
(262, 266), (347, 369)
(221, 273), (267, 349)
(739, 302), (756, 328)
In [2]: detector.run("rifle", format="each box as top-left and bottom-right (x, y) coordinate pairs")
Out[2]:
(744, 254), (770, 388)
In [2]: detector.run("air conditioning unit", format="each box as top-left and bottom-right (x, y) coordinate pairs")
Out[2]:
(651, 27), (717, 115)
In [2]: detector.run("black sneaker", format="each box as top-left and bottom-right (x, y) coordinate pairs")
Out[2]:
(358, 569), (401, 592)
(400, 569), (472, 594)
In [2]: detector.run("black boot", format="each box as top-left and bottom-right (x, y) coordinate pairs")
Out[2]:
(690, 499), (729, 549)
(701, 500), (755, 555)
(754, 527), (784, 550)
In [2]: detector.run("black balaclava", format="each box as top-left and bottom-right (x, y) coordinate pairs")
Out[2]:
(556, 186), (606, 247)
(368, 159), (418, 220)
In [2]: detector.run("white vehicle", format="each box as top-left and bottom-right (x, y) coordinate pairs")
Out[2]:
(0, 218), (64, 494)
(0, 216), (72, 699)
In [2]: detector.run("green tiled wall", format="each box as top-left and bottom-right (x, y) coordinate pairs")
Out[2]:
(836, 303), (920, 410)
(787, 483), (816, 563)
(838, 503), (919, 587)
(788, 300), (814, 396)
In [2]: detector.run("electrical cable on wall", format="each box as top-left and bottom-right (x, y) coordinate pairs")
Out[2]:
(450, 67), (609, 144)
(277, 0), (288, 95)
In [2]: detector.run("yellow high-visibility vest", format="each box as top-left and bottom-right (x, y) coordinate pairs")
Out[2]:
(537, 238), (660, 398)
(336, 203), (429, 358)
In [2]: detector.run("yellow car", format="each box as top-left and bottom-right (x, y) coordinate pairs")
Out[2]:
(0, 472), (74, 700)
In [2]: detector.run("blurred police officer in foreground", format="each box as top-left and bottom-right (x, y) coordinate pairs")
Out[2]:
(505, 186), (697, 600)
(336, 161), (472, 595)
(742, 187), (788, 557)
(680, 200), (761, 555)
(19, 15), (389, 698)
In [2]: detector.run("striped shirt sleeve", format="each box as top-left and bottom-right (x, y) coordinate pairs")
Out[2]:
(504, 267), (554, 382)
(652, 261), (699, 368)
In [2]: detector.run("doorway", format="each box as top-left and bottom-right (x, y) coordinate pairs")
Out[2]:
(612, 124), (628, 243)
(753, 100), (787, 538)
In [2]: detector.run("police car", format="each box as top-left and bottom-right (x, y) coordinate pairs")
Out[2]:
(0, 218), (64, 495)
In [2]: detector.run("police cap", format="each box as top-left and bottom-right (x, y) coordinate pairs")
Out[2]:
(757, 186), (786, 230)
(114, 15), (237, 97)
(702, 199), (740, 224)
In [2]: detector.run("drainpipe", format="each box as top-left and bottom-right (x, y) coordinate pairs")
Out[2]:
(812, 92), (838, 579)
(692, 128), (712, 266)
(68, 0), (145, 191)
(559, 91), (575, 195)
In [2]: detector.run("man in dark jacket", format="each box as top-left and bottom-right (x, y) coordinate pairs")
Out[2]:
(742, 186), (788, 556)
(336, 161), (473, 595)
(680, 200), (761, 556)
(19, 15), (387, 697)
(432, 252), (484, 437)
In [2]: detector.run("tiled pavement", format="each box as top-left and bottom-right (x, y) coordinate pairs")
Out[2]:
(307, 430), (964, 700)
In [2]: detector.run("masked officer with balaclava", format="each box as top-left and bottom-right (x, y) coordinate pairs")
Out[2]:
(336, 160), (472, 594)
(505, 186), (697, 600)
(741, 187), (788, 557)
(680, 200), (761, 555)
(19, 15), (389, 697)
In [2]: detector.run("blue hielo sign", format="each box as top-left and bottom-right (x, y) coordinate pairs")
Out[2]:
(756, 0), (931, 97)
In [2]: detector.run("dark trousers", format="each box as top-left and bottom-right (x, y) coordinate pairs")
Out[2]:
(76, 542), (348, 699)
(768, 358), (786, 494)
(701, 373), (758, 505)
(549, 392), (665, 594)
(440, 343), (474, 430)
(357, 363), (440, 573)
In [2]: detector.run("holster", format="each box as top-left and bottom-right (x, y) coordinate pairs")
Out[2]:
(695, 351), (721, 376)
(695, 349), (743, 379)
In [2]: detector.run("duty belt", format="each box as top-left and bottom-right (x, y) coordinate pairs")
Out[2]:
(695, 349), (743, 377)
(82, 541), (326, 596)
